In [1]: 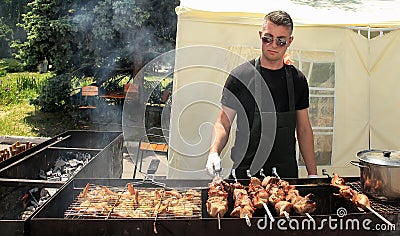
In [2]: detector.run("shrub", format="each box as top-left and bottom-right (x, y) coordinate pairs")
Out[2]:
(0, 58), (24, 73)
(30, 74), (73, 112)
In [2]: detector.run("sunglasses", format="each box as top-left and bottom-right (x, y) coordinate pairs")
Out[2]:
(261, 36), (289, 47)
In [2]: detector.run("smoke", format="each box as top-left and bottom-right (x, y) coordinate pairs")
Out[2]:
(69, 0), (177, 127)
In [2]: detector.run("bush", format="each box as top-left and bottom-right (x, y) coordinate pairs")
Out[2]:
(0, 58), (24, 73)
(30, 74), (73, 112)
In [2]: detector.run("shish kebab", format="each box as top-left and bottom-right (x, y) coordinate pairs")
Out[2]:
(330, 173), (392, 226)
(206, 170), (317, 226)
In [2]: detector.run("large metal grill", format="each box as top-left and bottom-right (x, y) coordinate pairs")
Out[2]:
(63, 183), (202, 219)
(0, 130), (123, 236)
(28, 178), (400, 236)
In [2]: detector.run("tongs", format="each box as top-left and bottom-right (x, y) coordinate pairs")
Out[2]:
(130, 173), (166, 188)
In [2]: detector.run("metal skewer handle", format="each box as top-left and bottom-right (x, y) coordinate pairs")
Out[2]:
(366, 206), (393, 226)
(245, 214), (251, 227)
(231, 169), (238, 183)
(283, 211), (290, 221)
(272, 167), (281, 179)
(262, 202), (275, 222)
(259, 168), (266, 178)
(246, 170), (251, 178)
(217, 213), (221, 230)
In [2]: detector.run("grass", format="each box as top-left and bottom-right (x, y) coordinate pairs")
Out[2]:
(0, 103), (77, 137)
(0, 72), (173, 138)
(0, 72), (78, 137)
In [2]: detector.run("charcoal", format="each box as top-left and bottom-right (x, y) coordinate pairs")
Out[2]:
(40, 151), (93, 181)
(20, 187), (57, 220)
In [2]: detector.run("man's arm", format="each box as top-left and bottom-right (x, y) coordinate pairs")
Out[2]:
(296, 108), (317, 175)
(209, 105), (237, 154)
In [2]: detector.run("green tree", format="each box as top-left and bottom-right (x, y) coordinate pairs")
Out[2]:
(0, 17), (12, 57)
(0, 0), (30, 58)
(14, 0), (77, 73)
(16, 0), (179, 111)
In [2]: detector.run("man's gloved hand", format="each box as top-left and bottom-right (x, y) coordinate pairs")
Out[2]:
(308, 174), (319, 178)
(206, 152), (221, 176)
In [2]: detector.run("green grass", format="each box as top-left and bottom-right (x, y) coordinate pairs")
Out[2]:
(0, 72), (173, 138)
(0, 72), (77, 137)
(0, 103), (77, 137)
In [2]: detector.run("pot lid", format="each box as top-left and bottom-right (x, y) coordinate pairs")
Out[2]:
(357, 149), (400, 166)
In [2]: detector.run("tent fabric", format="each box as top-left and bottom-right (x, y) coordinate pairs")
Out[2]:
(167, 0), (400, 179)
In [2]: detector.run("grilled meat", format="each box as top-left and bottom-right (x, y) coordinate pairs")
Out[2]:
(206, 176), (229, 217)
(230, 188), (255, 218)
(261, 176), (278, 187)
(274, 200), (292, 217)
(292, 193), (316, 215)
(331, 174), (372, 210)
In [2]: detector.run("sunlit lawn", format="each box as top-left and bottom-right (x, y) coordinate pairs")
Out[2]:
(0, 102), (77, 137)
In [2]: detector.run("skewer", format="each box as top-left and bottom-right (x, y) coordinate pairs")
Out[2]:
(272, 167), (281, 179)
(245, 214), (251, 227)
(232, 169), (238, 183)
(217, 213), (221, 230)
(305, 212), (313, 220)
(366, 206), (393, 226)
(283, 211), (290, 221)
(153, 213), (158, 234)
(262, 202), (275, 222)
(259, 168), (266, 178)
(246, 170), (251, 178)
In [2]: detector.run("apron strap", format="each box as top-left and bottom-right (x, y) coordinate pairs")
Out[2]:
(285, 65), (295, 111)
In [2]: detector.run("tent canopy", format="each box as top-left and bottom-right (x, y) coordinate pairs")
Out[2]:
(178, 0), (400, 27)
(167, 0), (400, 179)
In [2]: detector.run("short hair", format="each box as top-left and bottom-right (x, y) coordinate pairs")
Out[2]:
(262, 10), (293, 34)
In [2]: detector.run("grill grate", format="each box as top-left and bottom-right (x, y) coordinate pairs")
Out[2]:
(348, 181), (400, 214)
(64, 183), (202, 219)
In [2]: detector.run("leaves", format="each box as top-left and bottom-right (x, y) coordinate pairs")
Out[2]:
(10, 0), (179, 112)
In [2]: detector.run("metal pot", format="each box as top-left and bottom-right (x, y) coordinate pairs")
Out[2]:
(351, 149), (400, 200)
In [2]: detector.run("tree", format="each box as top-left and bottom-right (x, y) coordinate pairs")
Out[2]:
(0, 0), (30, 58)
(14, 0), (77, 73)
(15, 0), (178, 76)
(0, 17), (12, 57)
(16, 0), (179, 111)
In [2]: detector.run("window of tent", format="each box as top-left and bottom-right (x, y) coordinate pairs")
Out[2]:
(289, 50), (335, 166)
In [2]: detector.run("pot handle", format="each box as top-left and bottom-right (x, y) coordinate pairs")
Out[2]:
(350, 160), (369, 169)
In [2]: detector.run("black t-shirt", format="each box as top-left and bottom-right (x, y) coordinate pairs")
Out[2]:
(221, 59), (309, 130)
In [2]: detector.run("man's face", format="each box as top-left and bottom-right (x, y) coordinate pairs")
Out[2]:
(259, 21), (293, 64)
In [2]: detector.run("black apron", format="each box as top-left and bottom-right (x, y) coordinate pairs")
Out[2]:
(231, 58), (298, 179)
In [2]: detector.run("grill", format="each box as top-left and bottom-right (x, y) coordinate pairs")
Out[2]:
(30, 178), (400, 236)
(0, 130), (123, 236)
(348, 181), (400, 214)
(63, 183), (202, 220)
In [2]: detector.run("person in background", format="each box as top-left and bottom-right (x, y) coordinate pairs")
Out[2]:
(206, 10), (317, 179)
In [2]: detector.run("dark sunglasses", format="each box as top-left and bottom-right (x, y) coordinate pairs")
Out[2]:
(261, 36), (289, 47)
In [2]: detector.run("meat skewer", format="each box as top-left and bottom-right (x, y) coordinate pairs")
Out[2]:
(230, 170), (253, 227)
(207, 176), (229, 230)
(331, 174), (392, 226)
(248, 176), (275, 222)
(267, 174), (317, 219)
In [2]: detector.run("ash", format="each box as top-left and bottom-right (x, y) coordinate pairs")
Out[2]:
(39, 152), (93, 181)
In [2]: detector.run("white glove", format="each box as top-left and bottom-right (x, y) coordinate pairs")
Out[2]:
(206, 152), (221, 176)
(308, 174), (319, 178)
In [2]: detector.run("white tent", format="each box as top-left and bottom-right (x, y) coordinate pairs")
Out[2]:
(167, 0), (400, 179)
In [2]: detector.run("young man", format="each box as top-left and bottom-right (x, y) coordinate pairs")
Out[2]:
(206, 10), (317, 179)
